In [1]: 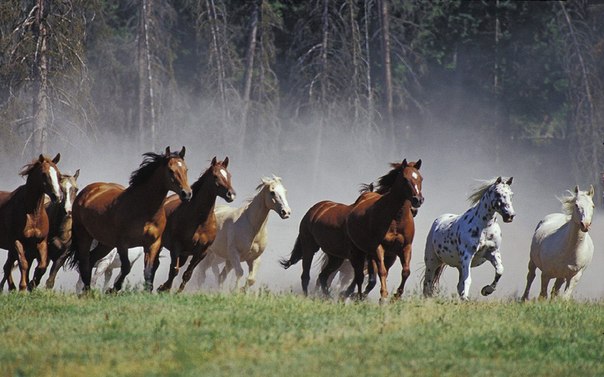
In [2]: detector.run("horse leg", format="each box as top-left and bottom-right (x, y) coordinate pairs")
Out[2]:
(349, 248), (366, 299)
(318, 255), (345, 297)
(218, 260), (232, 289)
(551, 278), (564, 298)
(45, 248), (70, 289)
(2, 251), (18, 291)
(110, 247), (132, 293)
(521, 259), (537, 301)
(423, 241), (443, 298)
(394, 244), (411, 299)
(91, 250), (114, 289)
(30, 240), (49, 290)
(157, 251), (181, 293)
(373, 245), (389, 302)
(457, 257), (472, 300)
(364, 258), (377, 296)
(13, 240), (30, 291)
(538, 273), (551, 299)
(245, 256), (261, 288)
(481, 250), (504, 296)
(178, 251), (207, 293)
(561, 270), (584, 300)
(73, 231), (94, 292)
(143, 239), (162, 292)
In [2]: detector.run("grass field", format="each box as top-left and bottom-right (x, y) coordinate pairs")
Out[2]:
(0, 290), (602, 377)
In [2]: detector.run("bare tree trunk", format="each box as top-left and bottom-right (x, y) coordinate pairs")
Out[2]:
(240, 0), (261, 150)
(206, 0), (228, 125)
(364, 0), (374, 128)
(378, 0), (394, 144)
(138, 0), (156, 150)
(493, 0), (501, 166)
(32, 0), (49, 154)
(348, 0), (361, 126)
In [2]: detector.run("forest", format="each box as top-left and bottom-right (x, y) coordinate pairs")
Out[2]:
(0, 0), (603, 202)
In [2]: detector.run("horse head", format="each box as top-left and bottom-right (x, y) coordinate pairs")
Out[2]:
(21, 153), (63, 203)
(165, 146), (193, 202)
(260, 176), (291, 219)
(210, 156), (236, 203)
(60, 169), (80, 215)
(401, 159), (424, 208)
(571, 185), (594, 232)
(491, 177), (515, 223)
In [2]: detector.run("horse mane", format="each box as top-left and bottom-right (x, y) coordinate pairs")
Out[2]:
(358, 182), (374, 194)
(191, 166), (213, 195)
(373, 162), (403, 194)
(19, 156), (48, 177)
(255, 175), (281, 192)
(467, 178), (499, 205)
(559, 190), (578, 215)
(129, 151), (172, 187)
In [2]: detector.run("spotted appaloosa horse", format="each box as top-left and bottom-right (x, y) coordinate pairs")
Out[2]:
(423, 177), (515, 300)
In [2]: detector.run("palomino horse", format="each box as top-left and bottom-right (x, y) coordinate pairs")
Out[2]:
(0, 154), (62, 291)
(157, 157), (235, 293)
(67, 147), (192, 292)
(423, 177), (515, 300)
(197, 176), (291, 289)
(44, 170), (80, 289)
(522, 185), (594, 300)
(281, 160), (423, 300)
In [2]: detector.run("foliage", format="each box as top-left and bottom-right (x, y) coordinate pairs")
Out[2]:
(0, 291), (603, 377)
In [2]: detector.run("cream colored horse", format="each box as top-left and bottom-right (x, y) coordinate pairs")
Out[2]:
(197, 176), (291, 289)
(522, 185), (595, 300)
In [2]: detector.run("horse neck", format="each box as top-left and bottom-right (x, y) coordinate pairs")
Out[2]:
(24, 174), (47, 213)
(126, 168), (172, 213)
(190, 172), (219, 221)
(559, 215), (588, 249)
(243, 187), (271, 233)
(369, 181), (409, 229)
(465, 196), (498, 230)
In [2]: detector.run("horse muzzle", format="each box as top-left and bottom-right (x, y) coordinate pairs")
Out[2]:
(225, 190), (236, 203)
(502, 213), (515, 223)
(411, 196), (424, 208)
(279, 208), (291, 219)
(180, 189), (193, 202)
(580, 222), (591, 232)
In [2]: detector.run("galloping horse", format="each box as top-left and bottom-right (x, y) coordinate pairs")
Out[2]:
(76, 248), (144, 292)
(281, 159), (423, 301)
(0, 154), (62, 291)
(423, 177), (515, 300)
(343, 160), (423, 300)
(197, 176), (291, 290)
(157, 157), (235, 293)
(44, 170), (80, 289)
(522, 185), (594, 300)
(67, 147), (192, 292)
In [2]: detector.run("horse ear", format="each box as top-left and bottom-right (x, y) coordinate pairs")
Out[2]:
(74, 169), (80, 180)
(52, 153), (60, 164)
(223, 156), (229, 168)
(179, 146), (186, 159)
(211, 156), (217, 165)
(506, 177), (513, 185)
(415, 159), (422, 170)
(588, 185), (595, 197)
(38, 154), (45, 162)
(402, 159), (408, 167)
(496, 176), (502, 184)
(574, 185), (580, 194)
(165, 146), (171, 155)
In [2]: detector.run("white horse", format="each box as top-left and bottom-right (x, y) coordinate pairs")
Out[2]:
(76, 248), (144, 292)
(423, 177), (515, 300)
(197, 176), (291, 289)
(522, 185), (594, 300)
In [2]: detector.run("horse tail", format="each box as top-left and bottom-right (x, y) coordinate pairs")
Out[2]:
(279, 236), (303, 269)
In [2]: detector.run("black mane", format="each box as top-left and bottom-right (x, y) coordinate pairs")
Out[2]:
(129, 152), (173, 187)
(372, 162), (403, 194)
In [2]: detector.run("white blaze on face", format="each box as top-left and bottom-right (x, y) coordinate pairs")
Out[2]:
(273, 183), (290, 211)
(63, 180), (73, 213)
(177, 161), (183, 167)
(412, 172), (418, 179)
(220, 169), (228, 180)
(49, 166), (61, 199)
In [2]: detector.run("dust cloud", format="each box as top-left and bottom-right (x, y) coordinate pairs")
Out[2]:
(2, 112), (602, 301)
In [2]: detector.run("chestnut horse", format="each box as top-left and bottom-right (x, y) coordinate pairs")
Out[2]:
(157, 157), (235, 293)
(281, 159), (423, 300)
(67, 147), (192, 292)
(0, 154), (62, 291)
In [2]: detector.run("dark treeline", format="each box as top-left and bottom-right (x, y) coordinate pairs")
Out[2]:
(0, 0), (603, 200)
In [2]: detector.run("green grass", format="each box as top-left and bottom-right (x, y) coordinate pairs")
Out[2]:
(1, 290), (603, 377)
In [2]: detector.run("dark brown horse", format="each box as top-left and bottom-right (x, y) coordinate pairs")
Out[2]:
(157, 157), (235, 293)
(67, 147), (192, 292)
(280, 160), (423, 300)
(344, 160), (423, 300)
(44, 170), (80, 289)
(0, 154), (62, 291)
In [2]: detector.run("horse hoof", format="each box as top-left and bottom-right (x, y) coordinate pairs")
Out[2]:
(481, 286), (495, 296)
(106, 288), (118, 294)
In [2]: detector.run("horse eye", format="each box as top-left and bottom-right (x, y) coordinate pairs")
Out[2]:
(270, 191), (276, 196)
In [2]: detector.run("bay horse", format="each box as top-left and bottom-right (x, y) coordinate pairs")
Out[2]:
(423, 177), (515, 300)
(522, 185), (594, 300)
(157, 157), (235, 293)
(280, 159), (423, 300)
(197, 176), (291, 290)
(67, 146), (192, 292)
(0, 154), (62, 291)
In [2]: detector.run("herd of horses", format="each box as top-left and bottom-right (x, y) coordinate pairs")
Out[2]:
(0, 147), (596, 301)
